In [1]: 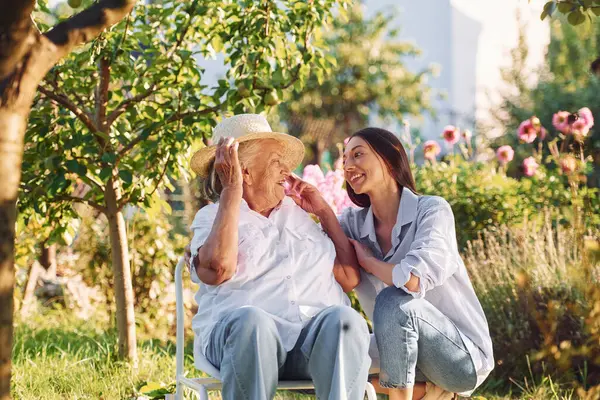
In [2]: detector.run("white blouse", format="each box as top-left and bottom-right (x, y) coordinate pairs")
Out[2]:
(189, 197), (349, 359)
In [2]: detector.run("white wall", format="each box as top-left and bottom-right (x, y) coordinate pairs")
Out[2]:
(365, 0), (550, 140)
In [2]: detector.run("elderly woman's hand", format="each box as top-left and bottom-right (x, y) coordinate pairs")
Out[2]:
(215, 137), (243, 192)
(286, 174), (330, 216)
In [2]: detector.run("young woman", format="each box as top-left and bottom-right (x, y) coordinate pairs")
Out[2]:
(288, 127), (494, 400)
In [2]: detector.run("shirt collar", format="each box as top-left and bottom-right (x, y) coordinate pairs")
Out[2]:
(239, 197), (290, 215)
(398, 186), (419, 227)
(360, 186), (419, 240)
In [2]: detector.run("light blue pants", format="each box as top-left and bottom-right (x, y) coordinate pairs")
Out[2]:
(205, 305), (371, 400)
(373, 286), (477, 393)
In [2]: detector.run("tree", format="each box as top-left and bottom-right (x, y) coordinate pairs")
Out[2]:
(20, 0), (345, 365)
(0, 1), (136, 398)
(2, 0), (347, 396)
(278, 6), (433, 165)
(541, 0), (600, 25)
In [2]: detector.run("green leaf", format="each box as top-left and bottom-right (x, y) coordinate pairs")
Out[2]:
(66, 160), (88, 175)
(211, 35), (223, 52)
(541, 1), (557, 19)
(558, 1), (574, 12)
(567, 9), (586, 24)
(119, 170), (133, 185)
(101, 153), (117, 164)
(99, 168), (113, 181)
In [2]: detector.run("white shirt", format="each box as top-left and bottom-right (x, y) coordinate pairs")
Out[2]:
(339, 187), (494, 395)
(189, 196), (350, 359)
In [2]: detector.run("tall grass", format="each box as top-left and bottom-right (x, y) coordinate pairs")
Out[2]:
(464, 213), (599, 397)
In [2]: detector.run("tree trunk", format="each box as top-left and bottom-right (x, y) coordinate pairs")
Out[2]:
(181, 177), (196, 227)
(0, 108), (27, 400)
(310, 140), (325, 166)
(40, 243), (56, 278)
(105, 180), (137, 365)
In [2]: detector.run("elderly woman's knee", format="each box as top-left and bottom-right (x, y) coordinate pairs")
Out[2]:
(228, 307), (278, 335)
(320, 305), (369, 336)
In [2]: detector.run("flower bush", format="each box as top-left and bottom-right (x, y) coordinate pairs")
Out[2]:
(299, 163), (355, 215)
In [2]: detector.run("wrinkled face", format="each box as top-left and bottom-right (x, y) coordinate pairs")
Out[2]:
(343, 136), (390, 195)
(243, 139), (290, 209)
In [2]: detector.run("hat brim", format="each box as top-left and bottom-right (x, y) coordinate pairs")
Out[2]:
(190, 132), (305, 177)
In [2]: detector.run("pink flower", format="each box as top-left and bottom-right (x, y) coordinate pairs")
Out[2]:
(578, 107), (594, 130)
(496, 145), (514, 164)
(552, 111), (571, 134)
(302, 164), (325, 187)
(300, 164), (355, 215)
(518, 119), (537, 143)
(442, 125), (460, 145)
(571, 119), (590, 138)
(560, 156), (577, 174)
(462, 129), (472, 141)
(423, 140), (441, 161)
(539, 127), (548, 140)
(522, 157), (539, 177)
(343, 137), (351, 146)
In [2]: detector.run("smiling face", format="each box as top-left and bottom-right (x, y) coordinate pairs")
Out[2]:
(343, 136), (392, 195)
(241, 139), (290, 212)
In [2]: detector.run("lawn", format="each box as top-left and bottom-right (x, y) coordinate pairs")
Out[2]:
(11, 309), (580, 400)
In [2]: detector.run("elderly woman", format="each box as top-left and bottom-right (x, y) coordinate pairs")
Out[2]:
(186, 114), (370, 400)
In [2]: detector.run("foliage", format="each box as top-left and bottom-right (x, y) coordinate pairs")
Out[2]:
(491, 16), (600, 182)
(22, 0), (348, 242)
(278, 5), (433, 164)
(541, 0), (600, 25)
(69, 205), (187, 325)
(415, 159), (529, 247)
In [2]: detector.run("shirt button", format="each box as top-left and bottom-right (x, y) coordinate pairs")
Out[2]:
(291, 301), (296, 305)
(286, 275), (291, 279)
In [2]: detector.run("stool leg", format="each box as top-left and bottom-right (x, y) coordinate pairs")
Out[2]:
(198, 385), (209, 400)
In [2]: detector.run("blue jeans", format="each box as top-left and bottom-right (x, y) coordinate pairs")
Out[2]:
(373, 287), (477, 393)
(205, 305), (371, 400)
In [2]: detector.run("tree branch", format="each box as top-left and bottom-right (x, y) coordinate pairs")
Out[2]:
(42, 0), (137, 64)
(114, 103), (223, 164)
(165, 104), (223, 124)
(106, 82), (158, 126)
(118, 153), (169, 211)
(38, 85), (97, 132)
(50, 195), (106, 213)
(0, 0), (36, 80)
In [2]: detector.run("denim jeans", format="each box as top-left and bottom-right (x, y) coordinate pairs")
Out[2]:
(373, 286), (477, 393)
(204, 305), (371, 400)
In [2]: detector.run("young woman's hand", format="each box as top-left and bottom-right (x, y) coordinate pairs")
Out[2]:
(348, 239), (376, 271)
(285, 173), (331, 215)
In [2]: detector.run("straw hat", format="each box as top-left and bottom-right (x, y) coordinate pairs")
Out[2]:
(190, 114), (305, 177)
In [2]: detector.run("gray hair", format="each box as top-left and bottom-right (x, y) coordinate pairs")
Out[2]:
(199, 139), (265, 202)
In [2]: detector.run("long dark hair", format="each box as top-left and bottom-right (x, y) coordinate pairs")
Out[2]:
(346, 127), (417, 208)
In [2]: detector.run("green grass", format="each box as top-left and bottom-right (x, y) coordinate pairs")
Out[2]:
(11, 309), (582, 399)
(11, 310), (317, 399)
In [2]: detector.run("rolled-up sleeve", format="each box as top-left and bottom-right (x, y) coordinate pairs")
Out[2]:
(392, 200), (458, 297)
(188, 204), (218, 284)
